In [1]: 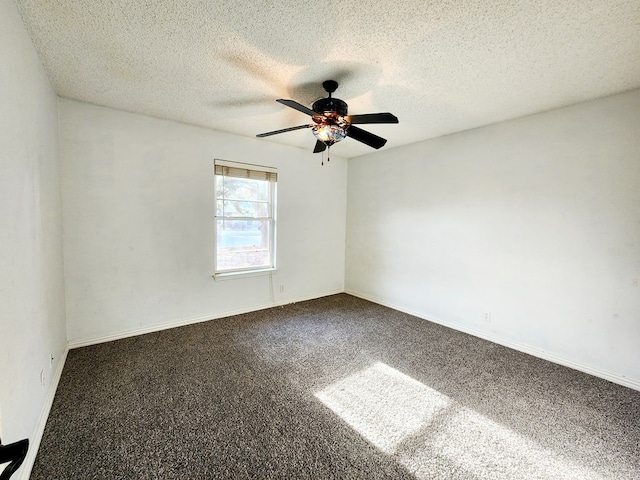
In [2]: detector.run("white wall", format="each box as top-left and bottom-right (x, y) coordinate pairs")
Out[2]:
(59, 100), (347, 344)
(0, 0), (67, 463)
(346, 89), (640, 388)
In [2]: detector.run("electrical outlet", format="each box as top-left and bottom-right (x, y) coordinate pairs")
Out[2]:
(279, 285), (284, 293)
(484, 312), (492, 323)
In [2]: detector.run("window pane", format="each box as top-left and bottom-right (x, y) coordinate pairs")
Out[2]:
(216, 176), (269, 202)
(220, 199), (269, 218)
(216, 219), (271, 271)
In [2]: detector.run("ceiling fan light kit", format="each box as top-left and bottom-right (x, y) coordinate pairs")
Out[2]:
(256, 80), (398, 164)
(312, 124), (347, 146)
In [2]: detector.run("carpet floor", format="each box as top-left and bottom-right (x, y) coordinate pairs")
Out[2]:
(32, 294), (639, 479)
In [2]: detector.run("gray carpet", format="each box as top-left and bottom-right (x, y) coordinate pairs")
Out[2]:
(32, 294), (639, 479)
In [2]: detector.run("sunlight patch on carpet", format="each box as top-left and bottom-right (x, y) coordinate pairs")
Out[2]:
(315, 362), (604, 480)
(315, 362), (450, 451)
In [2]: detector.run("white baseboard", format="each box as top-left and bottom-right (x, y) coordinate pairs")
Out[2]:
(19, 345), (69, 480)
(346, 289), (640, 392)
(68, 289), (344, 349)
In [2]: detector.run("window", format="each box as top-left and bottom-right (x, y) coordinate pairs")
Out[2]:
(214, 160), (277, 275)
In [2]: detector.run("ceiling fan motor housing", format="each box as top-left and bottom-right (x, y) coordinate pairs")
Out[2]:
(312, 97), (348, 118)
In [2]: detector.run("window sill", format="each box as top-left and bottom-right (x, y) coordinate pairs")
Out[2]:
(212, 268), (277, 281)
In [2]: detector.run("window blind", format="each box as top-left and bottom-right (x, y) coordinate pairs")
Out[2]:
(214, 160), (277, 181)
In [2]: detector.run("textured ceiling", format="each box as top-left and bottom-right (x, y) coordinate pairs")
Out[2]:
(16, 0), (640, 158)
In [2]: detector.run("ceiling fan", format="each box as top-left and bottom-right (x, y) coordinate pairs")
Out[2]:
(256, 80), (398, 162)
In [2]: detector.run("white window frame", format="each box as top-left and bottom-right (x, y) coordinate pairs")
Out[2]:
(213, 159), (277, 278)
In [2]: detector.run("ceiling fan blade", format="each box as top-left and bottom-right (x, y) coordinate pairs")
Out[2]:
(345, 112), (399, 124)
(346, 125), (388, 149)
(276, 99), (318, 117)
(313, 140), (327, 153)
(256, 124), (312, 138)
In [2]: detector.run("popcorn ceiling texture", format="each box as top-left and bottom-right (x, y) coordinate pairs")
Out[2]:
(16, 0), (640, 158)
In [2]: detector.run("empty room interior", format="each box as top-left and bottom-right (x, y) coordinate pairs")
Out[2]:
(1, 0), (639, 478)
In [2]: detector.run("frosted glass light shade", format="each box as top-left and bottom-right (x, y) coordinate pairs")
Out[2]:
(312, 124), (347, 146)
